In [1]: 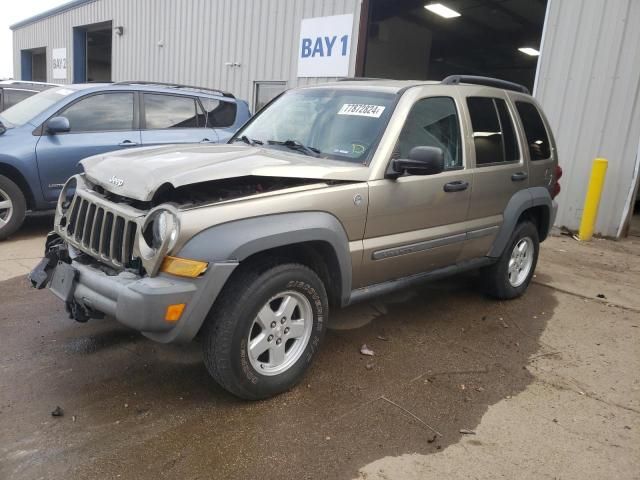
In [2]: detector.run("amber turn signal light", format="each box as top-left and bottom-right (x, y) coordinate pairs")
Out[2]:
(165, 303), (186, 322)
(160, 256), (208, 278)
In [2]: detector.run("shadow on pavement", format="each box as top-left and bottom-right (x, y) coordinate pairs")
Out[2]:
(0, 273), (558, 480)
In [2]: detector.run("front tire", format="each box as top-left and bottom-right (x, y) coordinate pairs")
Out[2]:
(482, 221), (539, 299)
(202, 262), (328, 400)
(0, 175), (27, 241)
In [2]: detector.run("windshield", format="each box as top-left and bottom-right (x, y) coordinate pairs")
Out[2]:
(0, 87), (75, 127)
(232, 89), (397, 164)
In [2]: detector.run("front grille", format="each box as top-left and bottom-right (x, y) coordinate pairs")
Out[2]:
(60, 190), (140, 269)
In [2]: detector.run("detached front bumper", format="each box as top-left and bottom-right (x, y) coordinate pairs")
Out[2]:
(30, 234), (238, 343)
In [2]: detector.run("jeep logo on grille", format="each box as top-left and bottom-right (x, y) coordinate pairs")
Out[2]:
(109, 175), (124, 187)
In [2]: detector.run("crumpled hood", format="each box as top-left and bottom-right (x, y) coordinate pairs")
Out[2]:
(81, 144), (369, 201)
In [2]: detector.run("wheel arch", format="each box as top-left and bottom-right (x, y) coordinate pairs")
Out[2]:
(488, 187), (552, 258)
(0, 162), (35, 210)
(178, 212), (353, 306)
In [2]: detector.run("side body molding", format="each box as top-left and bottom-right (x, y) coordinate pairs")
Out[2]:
(178, 211), (353, 304)
(488, 187), (553, 258)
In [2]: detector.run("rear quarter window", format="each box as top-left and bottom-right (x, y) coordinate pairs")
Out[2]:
(201, 97), (237, 128)
(515, 101), (551, 160)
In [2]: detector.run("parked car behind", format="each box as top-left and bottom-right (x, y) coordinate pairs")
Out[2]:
(0, 81), (250, 239)
(0, 80), (56, 112)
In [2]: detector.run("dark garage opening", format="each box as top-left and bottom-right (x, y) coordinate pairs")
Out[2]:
(73, 21), (112, 83)
(20, 47), (46, 82)
(359, 0), (548, 91)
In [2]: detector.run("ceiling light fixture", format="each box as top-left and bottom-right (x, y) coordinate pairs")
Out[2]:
(424, 3), (461, 19)
(518, 47), (540, 56)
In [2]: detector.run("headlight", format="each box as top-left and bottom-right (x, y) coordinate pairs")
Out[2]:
(142, 207), (179, 256)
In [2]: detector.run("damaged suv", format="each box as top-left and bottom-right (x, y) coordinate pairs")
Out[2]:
(31, 76), (561, 400)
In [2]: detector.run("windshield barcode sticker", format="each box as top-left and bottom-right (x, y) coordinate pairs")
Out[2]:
(338, 104), (386, 118)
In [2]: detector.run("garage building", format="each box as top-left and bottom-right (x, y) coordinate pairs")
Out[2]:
(10, 0), (640, 238)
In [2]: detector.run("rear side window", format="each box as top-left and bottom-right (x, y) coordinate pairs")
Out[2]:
(144, 94), (199, 129)
(467, 97), (520, 166)
(4, 89), (35, 109)
(59, 92), (134, 132)
(200, 97), (237, 128)
(516, 101), (551, 160)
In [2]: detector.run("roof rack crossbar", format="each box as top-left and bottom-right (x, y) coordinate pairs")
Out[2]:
(112, 81), (235, 98)
(441, 75), (530, 94)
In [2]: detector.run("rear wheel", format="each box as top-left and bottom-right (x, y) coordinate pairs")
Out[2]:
(0, 175), (27, 241)
(202, 262), (328, 400)
(482, 221), (539, 299)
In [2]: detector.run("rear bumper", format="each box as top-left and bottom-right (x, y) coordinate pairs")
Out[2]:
(31, 236), (238, 343)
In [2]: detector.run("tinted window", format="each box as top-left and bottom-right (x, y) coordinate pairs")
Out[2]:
(516, 101), (551, 160)
(467, 97), (519, 166)
(144, 94), (199, 129)
(201, 97), (237, 128)
(495, 99), (519, 162)
(60, 93), (134, 132)
(4, 89), (35, 109)
(396, 96), (462, 170)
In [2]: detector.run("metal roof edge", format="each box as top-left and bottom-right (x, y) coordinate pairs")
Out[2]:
(10, 0), (98, 30)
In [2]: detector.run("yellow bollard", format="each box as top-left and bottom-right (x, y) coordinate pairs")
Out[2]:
(578, 158), (608, 241)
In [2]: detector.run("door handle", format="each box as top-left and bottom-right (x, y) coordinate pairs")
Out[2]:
(200, 138), (212, 143)
(443, 181), (469, 193)
(511, 171), (528, 182)
(118, 140), (139, 147)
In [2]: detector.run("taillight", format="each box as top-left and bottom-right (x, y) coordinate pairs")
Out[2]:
(551, 165), (562, 199)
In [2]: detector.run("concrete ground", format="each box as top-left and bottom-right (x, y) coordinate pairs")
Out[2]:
(0, 217), (638, 480)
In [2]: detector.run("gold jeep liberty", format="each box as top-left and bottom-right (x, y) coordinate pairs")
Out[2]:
(30, 76), (561, 400)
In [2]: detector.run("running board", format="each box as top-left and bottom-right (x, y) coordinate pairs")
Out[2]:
(346, 257), (494, 306)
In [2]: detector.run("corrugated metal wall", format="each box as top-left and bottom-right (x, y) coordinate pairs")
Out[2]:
(535, 0), (640, 237)
(12, 0), (362, 105)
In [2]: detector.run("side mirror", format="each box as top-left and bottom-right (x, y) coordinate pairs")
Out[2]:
(47, 116), (70, 134)
(387, 146), (445, 178)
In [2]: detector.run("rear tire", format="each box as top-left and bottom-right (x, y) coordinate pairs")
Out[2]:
(0, 175), (27, 241)
(482, 221), (539, 299)
(202, 262), (328, 400)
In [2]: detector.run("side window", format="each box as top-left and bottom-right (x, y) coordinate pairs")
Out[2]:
(467, 97), (520, 165)
(144, 94), (199, 129)
(395, 96), (462, 170)
(200, 97), (237, 128)
(4, 89), (35, 109)
(516, 101), (551, 160)
(59, 92), (134, 132)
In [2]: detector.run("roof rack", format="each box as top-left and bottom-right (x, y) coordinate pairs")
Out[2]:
(441, 75), (530, 94)
(337, 77), (386, 82)
(112, 81), (235, 98)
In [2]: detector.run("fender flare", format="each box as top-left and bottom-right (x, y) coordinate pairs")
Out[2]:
(488, 187), (552, 258)
(178, 211), (353, 304)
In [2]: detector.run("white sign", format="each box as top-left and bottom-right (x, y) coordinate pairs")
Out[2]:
(52, 48), (67, 79)
(338, 104), (386, 118)
(297, 14), (353, 78)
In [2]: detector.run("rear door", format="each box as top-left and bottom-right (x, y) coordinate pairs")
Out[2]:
(140, 93), (218, 146)
(462, 94), (529, 260)
(35, 91), (141, 203)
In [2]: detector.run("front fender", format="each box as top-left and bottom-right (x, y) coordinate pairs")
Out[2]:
(178, 211), (353, 304)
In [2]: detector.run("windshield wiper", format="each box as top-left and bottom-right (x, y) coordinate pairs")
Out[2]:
(230, 135), (263, 146)
(267, 139), (321, 157)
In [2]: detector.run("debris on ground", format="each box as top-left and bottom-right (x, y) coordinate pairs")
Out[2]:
(360, 344), (375, 356)
(459, 429), (476, 435)
(376, 335), (389, 341)
(51, 406), (64, 417)
(596, 293), (607, 299)
(427, 434), (437, 443)
(365, 362), (374, 370)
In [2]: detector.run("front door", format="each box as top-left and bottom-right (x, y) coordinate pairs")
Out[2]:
(140, 93), (218, 146)
(360, 95), (473, 287)
(35, 91), (140, 203)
